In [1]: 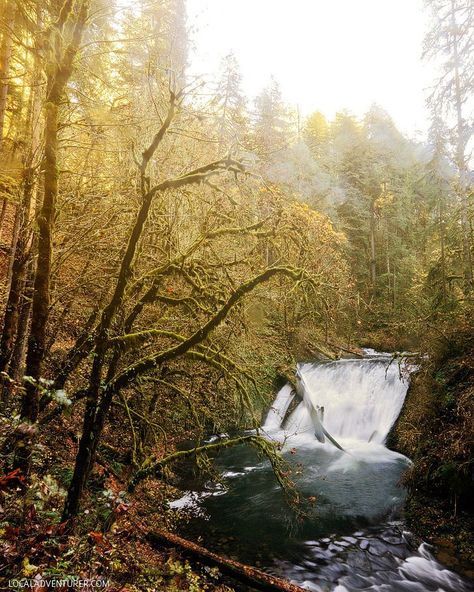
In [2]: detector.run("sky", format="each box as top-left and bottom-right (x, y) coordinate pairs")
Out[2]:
(186, 0), (434, 137)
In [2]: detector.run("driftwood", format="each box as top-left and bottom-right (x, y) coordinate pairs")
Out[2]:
(147, 529), (307, 592)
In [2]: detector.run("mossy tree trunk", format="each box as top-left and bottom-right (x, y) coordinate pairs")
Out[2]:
(13, 0), (91, 476)
(13, 103), (58, 473)
(61, 132), (252, 519)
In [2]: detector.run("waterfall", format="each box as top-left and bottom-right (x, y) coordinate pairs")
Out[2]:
(263, 384), (294, 429)
(173, 353), (474, 592)
(264, 356), (410, 445)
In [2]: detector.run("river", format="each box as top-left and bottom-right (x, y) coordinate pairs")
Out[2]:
(171, 352), (474, 591)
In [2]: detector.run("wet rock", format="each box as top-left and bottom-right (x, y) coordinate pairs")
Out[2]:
(381, 533), (405, 545)
(346, 552), (372, 574)
(401, 531), (420, 549)
(366, 538), (390, 556)
(310, 552), (331, 565)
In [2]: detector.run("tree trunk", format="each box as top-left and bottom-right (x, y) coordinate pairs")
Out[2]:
(13, 0), (91, 475)
(61, 397), (98, 521)
(2, 17), (42, 395)
(13, 102), (58, 475)
(0, 197), (7, 238)
(0, 236), (28, 398)
(0, 167), (36, 386)
(369, 198), (377, 298)
(0, 0), (16, 150)
(9, 261), (34, 381)
(450, 0), (473, 293)
(5, 192), (21, 289)
(439, 196), (448, 304)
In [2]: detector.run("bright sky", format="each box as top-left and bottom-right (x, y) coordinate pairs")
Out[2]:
(187, 0), (434, 137)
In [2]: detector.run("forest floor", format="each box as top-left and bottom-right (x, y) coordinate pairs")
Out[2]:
(1, 408), (240, 591)
(2, 298), (473, 589)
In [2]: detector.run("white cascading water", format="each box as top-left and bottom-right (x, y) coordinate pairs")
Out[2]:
(264, 356), (410, 446)
(172, 354), (474, 592)
(263, 384), (295, 430)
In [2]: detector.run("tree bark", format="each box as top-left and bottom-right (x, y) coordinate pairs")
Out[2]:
(439, 196), (448, 304)
(9, 260), (34, 381)
(0, 164), (37, 388)
(13, 102), (57, 474)
(0, 197), (7, 238)
(1, 4), (42, 397)
(0, 223), (29, 393)
(0, 0), (16, 150)
(13, 0), (91, 475)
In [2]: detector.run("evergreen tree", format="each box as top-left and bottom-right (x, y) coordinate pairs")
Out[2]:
(213, 52), (247, 155)
(303, 111), (329, 159)
(424, 0), (473, 291)
(253, 77), (290, 159)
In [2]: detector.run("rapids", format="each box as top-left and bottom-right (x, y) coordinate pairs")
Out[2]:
(172, 353), (474, 591)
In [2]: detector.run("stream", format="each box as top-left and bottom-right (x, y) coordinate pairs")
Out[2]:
(171, 352), (474, 591)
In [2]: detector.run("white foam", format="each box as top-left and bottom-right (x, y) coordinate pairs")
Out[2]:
(267, 358), (410, 451)
(263, 384), (295, 430)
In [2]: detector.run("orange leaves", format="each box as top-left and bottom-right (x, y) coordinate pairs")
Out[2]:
(0, 468), (25, 491)
(88, 531), (112, 552)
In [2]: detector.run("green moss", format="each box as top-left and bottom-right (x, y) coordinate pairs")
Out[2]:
(0, 174), (19, 200)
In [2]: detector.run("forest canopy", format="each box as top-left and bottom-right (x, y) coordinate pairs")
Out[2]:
(0, 0), (472, 589)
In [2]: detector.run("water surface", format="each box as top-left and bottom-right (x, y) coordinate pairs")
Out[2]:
(172, 356), (473, 591)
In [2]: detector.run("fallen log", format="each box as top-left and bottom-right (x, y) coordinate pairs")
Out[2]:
(147, 529), (307, 592)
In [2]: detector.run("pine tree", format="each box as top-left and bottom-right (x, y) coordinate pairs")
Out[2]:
(424, 0), (473, 291)
(253, 77), (290, 159)
(213, 52), (247, 155)
(303, 111), (329, 159)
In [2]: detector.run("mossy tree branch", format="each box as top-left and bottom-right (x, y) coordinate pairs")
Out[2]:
(106, 266), (304, 395)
